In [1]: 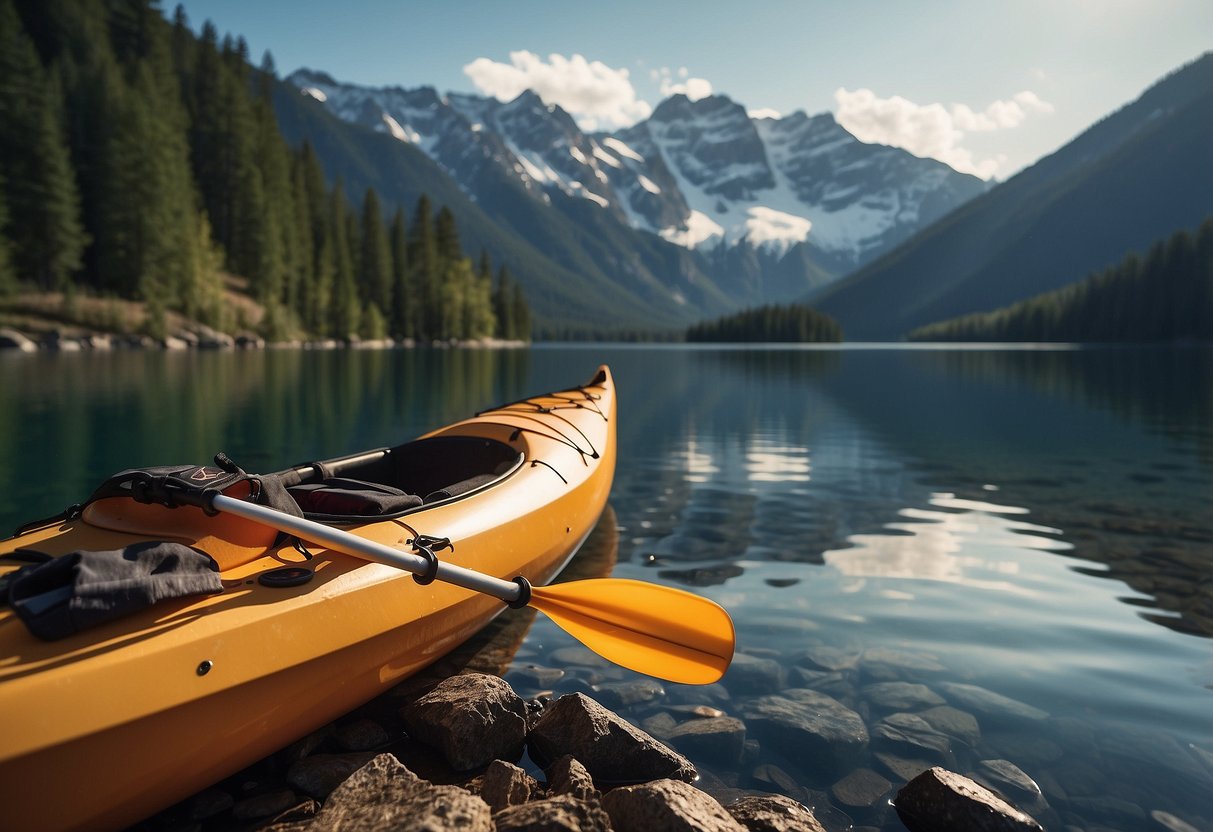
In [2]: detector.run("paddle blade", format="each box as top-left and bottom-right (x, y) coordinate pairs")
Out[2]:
(529, 578), (735, 685)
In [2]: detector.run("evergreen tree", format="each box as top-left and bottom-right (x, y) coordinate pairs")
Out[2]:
(389, 207), (411, 338)
(408, 195), (438, 340)
(358, 188), (391, 315)
(0, 180), (14, 296)
(0, 5), (86, 290)
(328, 180), (359, 338)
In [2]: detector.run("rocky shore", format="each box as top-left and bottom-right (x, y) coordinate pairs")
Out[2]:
(135, 669), (1048, 832)
(0, 325), (528, 352)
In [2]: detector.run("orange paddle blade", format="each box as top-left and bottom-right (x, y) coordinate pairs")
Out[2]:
(529, 578), (735, 685)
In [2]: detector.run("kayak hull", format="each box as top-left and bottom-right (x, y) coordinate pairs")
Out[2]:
(0, 366), (616, 832)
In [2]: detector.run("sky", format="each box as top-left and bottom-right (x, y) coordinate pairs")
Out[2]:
(175, 0), (1211, 181)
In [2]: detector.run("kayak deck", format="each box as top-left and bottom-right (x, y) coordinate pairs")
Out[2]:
(0, 366), (616, 832)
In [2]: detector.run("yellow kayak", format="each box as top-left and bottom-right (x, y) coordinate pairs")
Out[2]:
(0, 366), (616, 832)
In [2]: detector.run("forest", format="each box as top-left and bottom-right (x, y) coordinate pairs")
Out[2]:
(685, 303), (842, 343)
(0, 0), (530, 342)
(909, 218), (1213, 343)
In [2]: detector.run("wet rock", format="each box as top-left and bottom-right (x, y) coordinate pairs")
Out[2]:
(874, 751), (932, 783)
(918, 705), (981, 747)
(591, 678), (666, 708)
(937, 682), (1047, 724)
(511, 664), (567, 688)
(545, 754), (598, 800)
(310, 753), (491, 831)
(724, 653), (786, 694)
(975, 759), (1042, 801)
(894, 766), (1043, 832)
(862, 682), (945, 712)
(796, 645), (860, 672)
(602, 778), (745, 832)
(668, 704), (726, 719)
(527, 693), (696, 785)
(873, 713), (952, 758)
(494, 795), (612, 832)
(861, 647), (946, 681)
(286, 752), (377, 799)
(471, 759), (539, 813)
(1150, 809), (1203, 832)
(740, 689), (868, 778)
(399, 673), (527, 770)
(786, 668), (852, 699)
(666, 682), (732, 706)
(726, 794), (826, 832)
(750, 764), (812, 805)
(666, 717), (747, 766)
(830, 768), (893, 808)
(334, 718), (390, 752)
(0, 328), (38, 352)
(642, 711), (679, 739)
(231, 788), (299, 821)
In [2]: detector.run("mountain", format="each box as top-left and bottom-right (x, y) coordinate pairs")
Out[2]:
(812, 52), (1213, 340)
(269, 76), (735, 332)
(284, 69), (984, 313)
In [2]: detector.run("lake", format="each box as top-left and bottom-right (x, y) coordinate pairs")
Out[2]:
(2, 344), (1210, 830)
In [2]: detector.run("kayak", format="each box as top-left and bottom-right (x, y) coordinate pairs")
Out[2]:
(0, 366), (617, 832)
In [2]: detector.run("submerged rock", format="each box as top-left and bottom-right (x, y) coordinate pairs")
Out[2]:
(894, 766), (1043, 832)
(937, 682), (1048, 724)
(862, 682), (946, 712)
(830, 767), (893, 808)
(528, 693), (697, 785)
(398, 673), (528, 770)
(666, 717), (747, 767)
(602, 778), (745, 832)
(740, 689), (869, 777)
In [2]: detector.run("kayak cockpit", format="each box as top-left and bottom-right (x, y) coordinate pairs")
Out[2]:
(277, 435), (523, 522)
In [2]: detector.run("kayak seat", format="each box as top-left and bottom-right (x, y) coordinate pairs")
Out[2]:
(279, 436), (522, 520)
(288, 478), (423, 517)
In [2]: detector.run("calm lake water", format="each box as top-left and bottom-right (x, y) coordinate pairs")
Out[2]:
(2, 345), (1211, 830)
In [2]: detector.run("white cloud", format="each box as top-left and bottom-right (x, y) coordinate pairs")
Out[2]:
(464, 51), (652, 131)
(653, 66), (713, 101)
(833, 87), (1053, 180)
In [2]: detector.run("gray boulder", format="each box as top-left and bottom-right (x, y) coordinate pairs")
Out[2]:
(528, 693), (696, 785)
(309, 753), (492, 831)
(602, 778), (745, 832)
(726, 794), (827, 832)
(399, 673), (527, 770)
(894, 766), (1043, 832)
(494, 795), (612, 832)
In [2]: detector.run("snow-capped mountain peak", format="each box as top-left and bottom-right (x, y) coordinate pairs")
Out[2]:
(286, 68), (984, 274)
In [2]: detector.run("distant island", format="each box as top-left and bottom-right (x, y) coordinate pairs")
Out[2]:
(686, 304), (842, 343)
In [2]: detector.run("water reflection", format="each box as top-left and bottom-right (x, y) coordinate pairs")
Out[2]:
(2, 345), (1211, 832)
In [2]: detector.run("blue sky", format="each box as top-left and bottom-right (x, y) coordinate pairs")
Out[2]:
(175, 0), (1211, 180)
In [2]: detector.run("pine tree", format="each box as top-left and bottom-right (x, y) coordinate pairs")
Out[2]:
(408, 195), (438, 340)
(389, 207), (411, 338)
(359, 188), (392, 315)
(0, 6), (86, 290)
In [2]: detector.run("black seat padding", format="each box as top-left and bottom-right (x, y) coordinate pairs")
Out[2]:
(289, 478), (423, 517)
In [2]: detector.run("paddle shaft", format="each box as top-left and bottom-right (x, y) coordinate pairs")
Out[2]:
(209, 494), (524, 603)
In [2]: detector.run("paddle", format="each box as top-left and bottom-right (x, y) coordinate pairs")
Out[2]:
(209, 494), (734, 684)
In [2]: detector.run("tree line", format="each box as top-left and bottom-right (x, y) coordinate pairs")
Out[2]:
(686, 303), (842, 343)
(909, 218), (1213, 343)
(0, 0), (529, 342)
